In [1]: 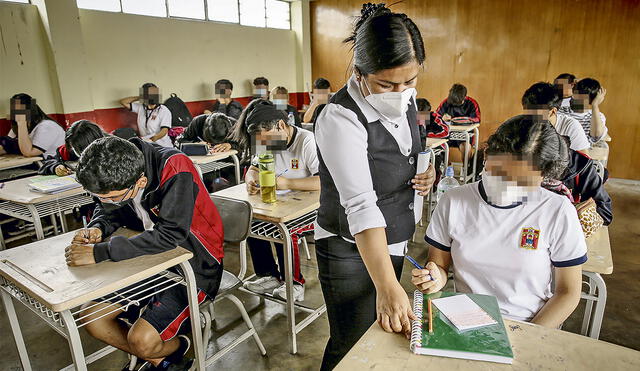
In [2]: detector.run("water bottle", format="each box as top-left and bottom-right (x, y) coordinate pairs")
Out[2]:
(436, 166), (459, 202)
(287, 112), (295, 126)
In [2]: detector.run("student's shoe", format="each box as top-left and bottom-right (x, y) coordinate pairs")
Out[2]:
(121, 358), (146, 371)
(273, 284), (305, 302)
(142, 335), (191, 371)
(243, 276), (282, 295)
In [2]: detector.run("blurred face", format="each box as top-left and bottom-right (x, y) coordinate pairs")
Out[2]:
(358, 60), (420, 95)
(215, 84), (232, 99)
(312, 88), (330, 104)
(254, 84), (269, 100)
(571, 92), (590, 112)
(522, 107), (558, 126)
(90, 175), (148, 204)
(141, 86), (160, 107)
(417, 111), (430, 126)
(272, 93), (288, 110)
(484, 154), (542, 188)
(554, 78), (574, 98)
(253, 120), (288, 151)
(10, 99), (30, 123)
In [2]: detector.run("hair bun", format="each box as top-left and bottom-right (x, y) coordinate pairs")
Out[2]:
(360, 2), (387, 20)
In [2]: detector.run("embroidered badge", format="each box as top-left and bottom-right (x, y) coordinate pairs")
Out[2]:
(291, 159), (299, 169)
(520, 227), (540, 250)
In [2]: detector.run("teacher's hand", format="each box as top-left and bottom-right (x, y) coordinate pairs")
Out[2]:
(377, 281), (416, 338)
(411, 163), (436, 196)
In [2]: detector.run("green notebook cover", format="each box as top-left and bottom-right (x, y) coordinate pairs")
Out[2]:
(410, 291), (514, 364)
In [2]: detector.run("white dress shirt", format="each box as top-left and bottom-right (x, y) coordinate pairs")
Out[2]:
(315, 74), (415, 256)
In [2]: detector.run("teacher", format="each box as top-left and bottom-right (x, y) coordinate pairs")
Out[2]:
(314, 3), (435, 369)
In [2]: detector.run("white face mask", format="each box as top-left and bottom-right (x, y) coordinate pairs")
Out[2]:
(272, 99), (288, 110)
(481, 171), (537, 206)
(362, 77), (415, 121)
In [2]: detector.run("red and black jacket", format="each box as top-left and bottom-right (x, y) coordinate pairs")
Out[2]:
(38, 144), (75, 175)
(435, 96), (481, 125)
(90, 138), (224, 296)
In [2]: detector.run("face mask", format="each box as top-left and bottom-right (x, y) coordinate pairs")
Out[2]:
(362, 78), (415, 121)
(101, 198), (134, 211)
(272, 99), (288, 110)
(254, 89), (267, 97)
(481, 171), (537, 206)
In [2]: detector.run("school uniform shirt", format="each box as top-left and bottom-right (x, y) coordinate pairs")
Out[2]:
(559, 97), (571, 114)
(273, 126), (319, 179)
(131, 102), (173, 148)
(315, 74), (416, 256)
(555, 113), (590, 151)
(8, 119), (65, 157)
(426, 181), (587, 322)
(564, 107), (608, 143)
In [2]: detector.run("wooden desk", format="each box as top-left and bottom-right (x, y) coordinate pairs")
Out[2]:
(0, 230), (206, 370)
(447, 124), (480, 184)
(189, 150), (241, 184)
(336, 320), (640, 370)
(214, 184), (324, 354)
(0, 175), (93, 243)
(585, 147), (609, 163)
(0, 155), (42, 171)
(580, 226), (613, 339)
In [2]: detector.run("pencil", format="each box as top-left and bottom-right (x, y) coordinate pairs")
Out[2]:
(428, 298), (433, 334)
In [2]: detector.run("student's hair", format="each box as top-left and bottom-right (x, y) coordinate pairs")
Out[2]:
(272, 86), (288, 96)
(416, 98), (431, 112)
(574, 78), (601, 103)
(522, 82), (561, 110)
(313, 78), (331, 90)
(10, 93), (53, 134)
(447, 84), (467, 106)
(485, 115), (569, 179)
(344, 3), (425, 76)
(253, 77), (269, 86)
(215, 79), (233, 90)
(65, 120), (106, 158)
(202, 113), (233, 145)
(76, 136), (145, 194)
(228, 99), (287, 153)
(141, 82), (157, 92)
(554, 73), (576, 84)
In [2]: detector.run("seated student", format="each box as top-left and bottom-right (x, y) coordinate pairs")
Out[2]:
(203, 79), (243, 120)
(120, 83), (173, 148)
(0, 93), (65, 158)
(253, 76), (270, 100)
(176, 112), (233, 150)
(416, 98), (449, 147)
(565, 78), (608, 143)
(310, 103), (326, 133)
(67, 136), (224, 370)
(240, 100), (320, 301)
(553, 73), (577, 114)
(303, 77), (332, 123)
(271, 86), (302, 126)
(522, 82), (590, 152)
(39, 120), (106, 176)
(435, 83), (480, 160)
(413, 115), (586, 328)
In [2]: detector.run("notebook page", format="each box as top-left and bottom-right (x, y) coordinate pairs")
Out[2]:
(432, 294), (497, 331)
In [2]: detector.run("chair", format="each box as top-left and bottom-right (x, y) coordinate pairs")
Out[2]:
(201, 195), (267, 365)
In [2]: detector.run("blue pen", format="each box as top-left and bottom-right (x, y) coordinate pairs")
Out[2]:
(405, 255), (435, 281)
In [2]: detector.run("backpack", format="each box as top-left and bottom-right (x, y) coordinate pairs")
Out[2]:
(163, 93), (193, 127)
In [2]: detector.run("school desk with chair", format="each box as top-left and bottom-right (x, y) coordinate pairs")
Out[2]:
(447, 123), (480, 184)
(188, 149), (241, 184)
(0, 154), (43, 182)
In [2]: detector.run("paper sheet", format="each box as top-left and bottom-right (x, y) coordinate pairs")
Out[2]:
(432, 294), (497, 331)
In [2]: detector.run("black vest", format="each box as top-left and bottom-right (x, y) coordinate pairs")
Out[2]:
(317, 86), (422, 244)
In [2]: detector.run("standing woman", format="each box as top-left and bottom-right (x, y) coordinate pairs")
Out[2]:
(314, 3), (435, 369)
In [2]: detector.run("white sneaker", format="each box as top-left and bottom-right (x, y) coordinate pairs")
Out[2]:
(273, 284), (305, 302)
(243, 276), (281, 294)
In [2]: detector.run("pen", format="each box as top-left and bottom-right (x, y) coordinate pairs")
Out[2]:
(405, 255), (435, 281)
(428, 298), (434, 334)
(82, 216), (89, 239)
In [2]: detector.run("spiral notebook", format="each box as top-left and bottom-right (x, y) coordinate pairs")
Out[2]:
(29, 175), (82, 194)
(410, 291), (513, 364)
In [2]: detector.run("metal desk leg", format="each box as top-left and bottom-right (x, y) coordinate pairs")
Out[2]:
(179, 261), (206, 370)
(461, 132), (470, 184)
(1, 289), (32, 371)
(231, 154), (241, 185)
(277, 223), (297, 354)
(443, 142), (450, 168)
(472, 127), (480, 181)
(581, 271), (607, 339)
(60, 310), (87, 371)
(25, 204), (44, 240)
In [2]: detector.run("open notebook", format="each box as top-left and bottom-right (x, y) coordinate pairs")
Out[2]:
(410, 291), (513, 364)
(29, 175), (82, 194)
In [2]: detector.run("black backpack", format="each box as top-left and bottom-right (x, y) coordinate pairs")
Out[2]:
(163, 93), (193, 127)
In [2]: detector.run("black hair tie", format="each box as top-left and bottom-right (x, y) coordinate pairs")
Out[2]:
(361, 2), (386, 20)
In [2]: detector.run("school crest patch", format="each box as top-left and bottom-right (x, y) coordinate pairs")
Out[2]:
(520, 227), (540, 250)
(291, 159), (299, 170)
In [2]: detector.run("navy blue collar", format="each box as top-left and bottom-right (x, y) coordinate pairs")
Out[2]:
(478, 180), (523, 209)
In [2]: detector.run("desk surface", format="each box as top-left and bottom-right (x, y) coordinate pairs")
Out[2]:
(214, 184), (319, 224)
(584, 226), (613, 275)
(585, 147), (609, 162)
(425, 138), (448, 149)
(189, 150), (238, 164)
(0, 155), (42, 171)
(336, 319), (640, 370)
(0, 230), (192, 312)
(449, 123), (480, 132)
(0, 175), (87, 204)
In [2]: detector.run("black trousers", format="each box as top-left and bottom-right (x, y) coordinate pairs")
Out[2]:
(316, 236), (404, 370)
(248, 237), (305, 284)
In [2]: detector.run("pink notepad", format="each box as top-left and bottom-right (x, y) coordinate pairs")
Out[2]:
(432, 294), (497, 331)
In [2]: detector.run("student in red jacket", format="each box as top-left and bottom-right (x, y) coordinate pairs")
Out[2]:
(65, 136), (224, 370)
(435, 83), (480, 162)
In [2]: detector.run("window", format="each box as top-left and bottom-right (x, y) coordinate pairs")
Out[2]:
(121, 0), (166, 18)
(168, 0), (204, 20)
(266, 0), (289, 30)
(239, 0), (265, 28)
(208, 0), (239, 23)
(76, 0), (121, 12)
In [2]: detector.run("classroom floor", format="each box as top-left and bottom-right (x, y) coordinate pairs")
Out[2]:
(0, 178), (638, 370)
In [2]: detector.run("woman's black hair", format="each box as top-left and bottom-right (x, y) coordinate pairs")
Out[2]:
(202, 113), (233, 145)
(65, 120), (106, 159)
(215, 79), (233, 91)
(10, 93), (54, 135)
(447, 84), (467, 106)
(416, 98), (431, 112)
(227, 99), (286, 157)
(253, 77), (269, 86)
(522, 82), (561, 110)
(344, 2), (425, 75)
(485, 115), (569, 179)
(574, 78), (601, 103)
(554, 73), (576, 84)
(313, 78), (331, 90)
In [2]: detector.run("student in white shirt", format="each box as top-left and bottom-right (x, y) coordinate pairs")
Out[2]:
(565, 78), (608, 143)
(240, 100), (320, 301)
(522, 82), (590, 152)
(413, 115), (586, 328)
(553, 73), (577, 114)
(315, 4), (435, 369)
(119, 83), (173, 148)
(0, 93), (65, 158)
